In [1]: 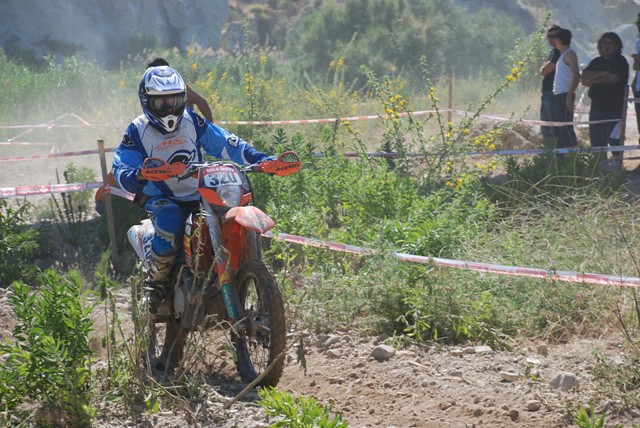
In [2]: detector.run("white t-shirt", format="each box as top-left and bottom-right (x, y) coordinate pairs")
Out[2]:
(553, 48), (575, 95)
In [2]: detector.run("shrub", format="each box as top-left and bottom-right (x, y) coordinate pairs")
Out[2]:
(258, 387), (348, 427)
(0, 270), (95, 425)
(483, 146), (623, 209)
(0, 199), (40, 288)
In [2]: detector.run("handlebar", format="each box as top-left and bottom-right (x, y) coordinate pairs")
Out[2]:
(140, 151), (301, 182)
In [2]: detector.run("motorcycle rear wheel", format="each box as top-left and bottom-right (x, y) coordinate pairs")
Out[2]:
(232, 259), (286, 387)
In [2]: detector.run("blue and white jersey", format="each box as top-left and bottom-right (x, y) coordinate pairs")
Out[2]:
(112, 109), (271, 202)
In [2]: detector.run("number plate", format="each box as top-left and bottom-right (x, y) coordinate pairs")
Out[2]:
(200, 165), (242, 188)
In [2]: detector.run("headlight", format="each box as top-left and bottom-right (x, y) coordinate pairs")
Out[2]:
(218, 186), (242, 207)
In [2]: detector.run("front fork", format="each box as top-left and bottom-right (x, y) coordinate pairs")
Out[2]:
(202, 201), (243, 322)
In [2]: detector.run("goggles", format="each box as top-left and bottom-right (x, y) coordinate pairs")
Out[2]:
(149, 93), (186, 115)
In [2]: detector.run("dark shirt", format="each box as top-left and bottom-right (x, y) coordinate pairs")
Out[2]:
(584, 54), (629, 111)
(542, 48), (561, 93)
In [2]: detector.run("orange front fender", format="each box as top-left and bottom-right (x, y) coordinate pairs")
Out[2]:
(224, 206), (275, 233)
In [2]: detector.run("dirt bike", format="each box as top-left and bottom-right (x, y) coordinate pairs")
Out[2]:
(126, 151), (301, 386)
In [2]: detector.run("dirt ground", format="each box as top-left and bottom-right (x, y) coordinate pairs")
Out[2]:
(3, 283), (638, 428)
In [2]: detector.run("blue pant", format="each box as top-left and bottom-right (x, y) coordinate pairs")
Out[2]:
(588, 107), (621, 151)
(634, 89), (640, 136)
(540, 91), (555, 138)
(551, 93), (577, 148)
(144, 196), (198, 257)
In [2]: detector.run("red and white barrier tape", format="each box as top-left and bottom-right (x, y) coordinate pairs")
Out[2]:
(106, 185), (135, 201)
(4, 180), (637, 288)
(216, 110), (439, 126)
(263, 231), (640, 288)
(450, 109), (621, 127)
(0, 113), (90, 130)
(0, 147), (116, 162)
(310, 145), (640, 158)
(0, 181), (103, 198)
(3, 143), (639, 163)
(0, 107), (627, 136)
(0, 141), (54, 147)
(465, 145), (640, 156)
(0, 181), (135, 202)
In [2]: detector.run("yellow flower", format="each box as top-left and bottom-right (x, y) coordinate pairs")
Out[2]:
(191, 62), (198, 71)
(187, 47), (194, 56)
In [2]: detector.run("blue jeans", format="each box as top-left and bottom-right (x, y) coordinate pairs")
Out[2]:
(589, 107), (622, 159)
(551, 93), (577, 148)
(588, 108), (621, 147)
(634, 89), (640, 135)
(540, 91), (555, 138)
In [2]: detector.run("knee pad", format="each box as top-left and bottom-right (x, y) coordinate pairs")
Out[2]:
(152, 204), (185, 256)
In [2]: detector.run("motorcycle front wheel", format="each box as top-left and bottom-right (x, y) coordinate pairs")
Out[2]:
(232, 259), (286, 387)
(139, 291), (187, 374)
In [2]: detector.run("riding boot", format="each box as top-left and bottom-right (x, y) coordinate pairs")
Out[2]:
(144, 250), (175, 314)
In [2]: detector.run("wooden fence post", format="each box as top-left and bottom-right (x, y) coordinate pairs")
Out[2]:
(97, 139), (119, 271)
(447, 73), (454, 123)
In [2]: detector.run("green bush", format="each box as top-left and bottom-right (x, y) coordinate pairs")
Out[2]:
(0, 199), (40, 288)
(284, 0), (525, 87)
(259, 387), (348, 427)
(49, 163), (97, 244)
(483, 146), (623, 209)
(0, 270), (95, 425)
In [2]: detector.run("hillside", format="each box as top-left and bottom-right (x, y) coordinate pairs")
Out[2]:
(229, 0), (640, 68)
(2, 0), (639, 67)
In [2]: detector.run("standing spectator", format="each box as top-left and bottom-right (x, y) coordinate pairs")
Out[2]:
(147, 57), (214, 122)
(631, 13), (640, 142)
(539, 25), (561, 139)
(581, 32), (629, 171)
(551, 28), (580, 149)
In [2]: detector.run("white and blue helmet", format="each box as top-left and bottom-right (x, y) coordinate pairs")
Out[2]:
(138, 66), (187, 133)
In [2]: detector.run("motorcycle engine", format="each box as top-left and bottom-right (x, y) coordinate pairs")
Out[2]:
(184, 212), (214, 270)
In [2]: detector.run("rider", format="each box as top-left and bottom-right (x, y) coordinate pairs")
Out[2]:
(112, 66), (273, 314)
(96, 57), (214, 214)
